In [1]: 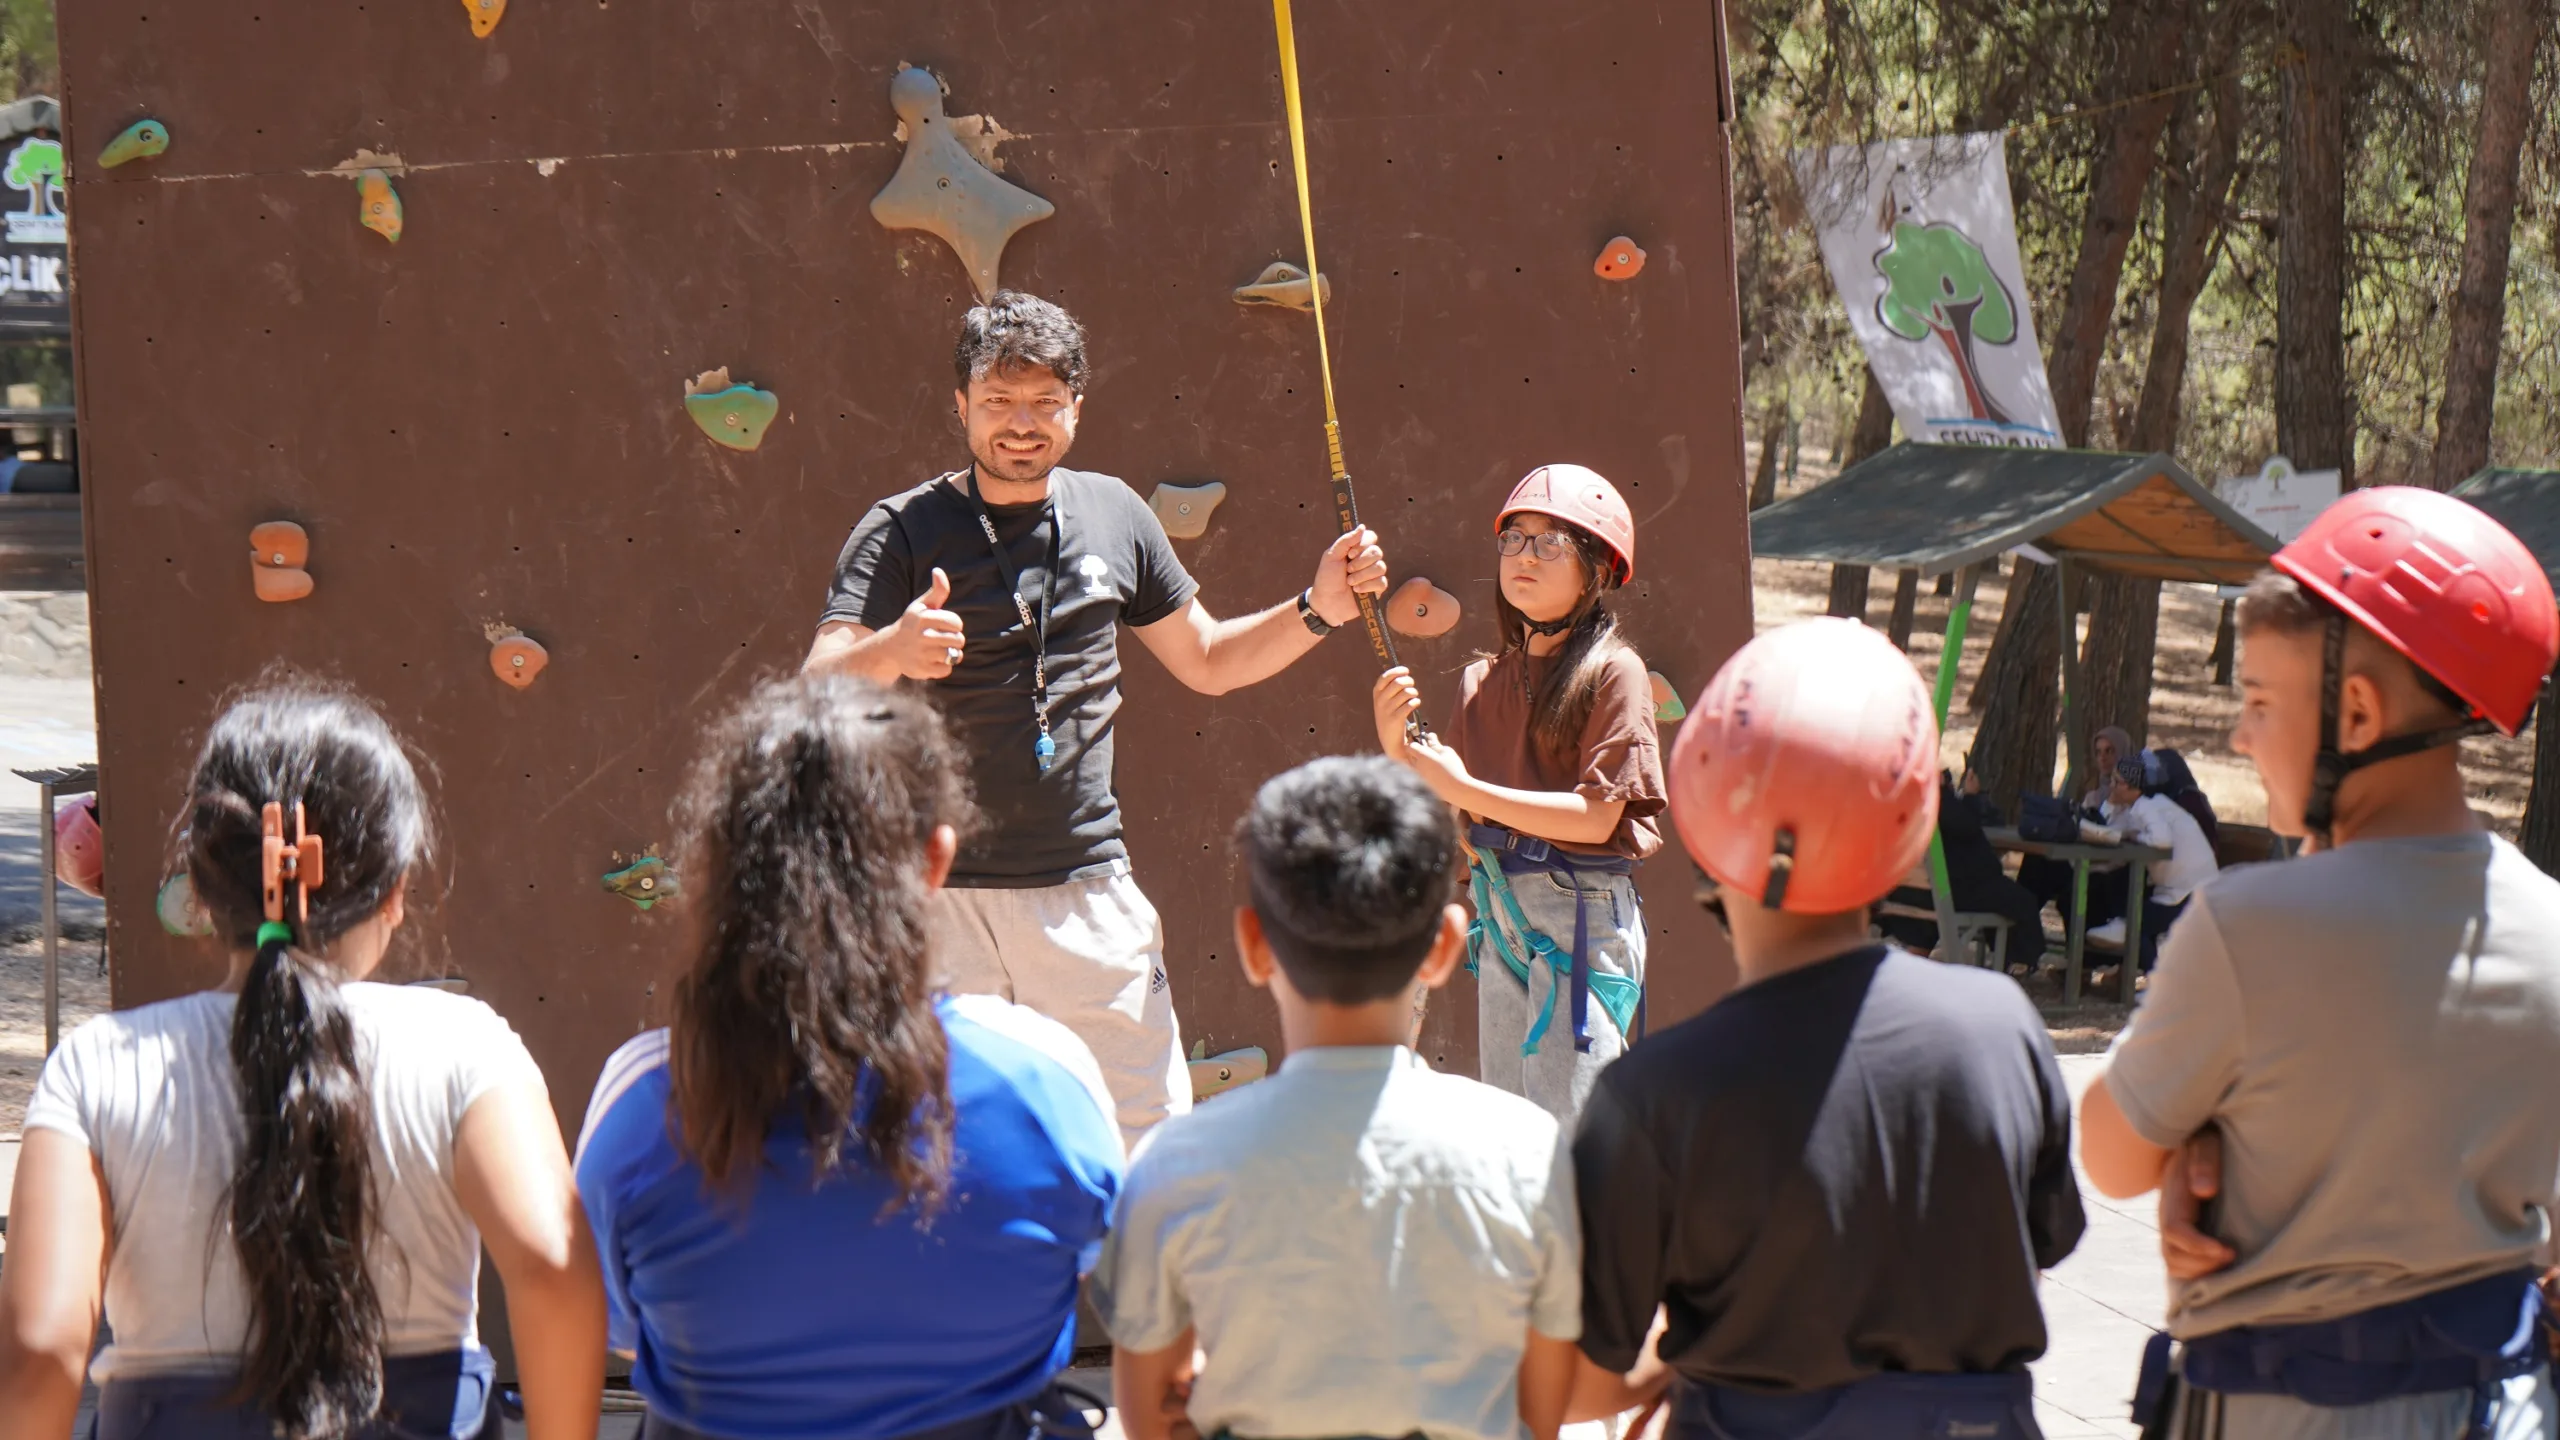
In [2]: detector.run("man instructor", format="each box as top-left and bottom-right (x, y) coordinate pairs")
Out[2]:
(806, 291), (1390, 1145)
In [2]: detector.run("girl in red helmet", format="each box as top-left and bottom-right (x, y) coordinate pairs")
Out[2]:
(2083, 487), (2560, 1440)
(1371, 463), (1665, 1122)
(1567, 618), (2083, 1440)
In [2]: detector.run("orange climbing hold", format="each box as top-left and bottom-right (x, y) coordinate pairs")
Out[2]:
(462, 0), (505, 37)
(1594, 236), (1646, 281)
(250, 521), (312, 602)
(490, 633), (549, 689)
(1386, 577), (1461, 639)
(356, 168), (403, 243)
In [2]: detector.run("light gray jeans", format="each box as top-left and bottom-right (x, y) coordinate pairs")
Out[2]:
(1471, 866), (1645, 1126)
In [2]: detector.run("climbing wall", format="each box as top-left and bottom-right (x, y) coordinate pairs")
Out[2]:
(60, 1), (1750, 1118)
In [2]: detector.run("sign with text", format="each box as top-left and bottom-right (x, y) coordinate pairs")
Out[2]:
(2216, 456), (2340, 546)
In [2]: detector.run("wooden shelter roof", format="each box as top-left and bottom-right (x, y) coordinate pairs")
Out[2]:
(2450, 468), (2560, 590)
(1748, 442), (2280, 584)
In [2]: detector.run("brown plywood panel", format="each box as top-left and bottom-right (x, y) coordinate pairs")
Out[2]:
(62, 2), (1748, 1119)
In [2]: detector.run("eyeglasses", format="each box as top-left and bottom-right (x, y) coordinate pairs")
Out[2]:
(1497, 528), (1575, 562)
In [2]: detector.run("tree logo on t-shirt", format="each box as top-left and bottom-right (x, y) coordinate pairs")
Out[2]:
(1077, 554), (1114, 596)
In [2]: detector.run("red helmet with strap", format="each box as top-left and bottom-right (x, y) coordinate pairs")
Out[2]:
(1668, 618), (1939, 914)
(1498, 464), (1635, 585)
(2270, 486), (2559, 841)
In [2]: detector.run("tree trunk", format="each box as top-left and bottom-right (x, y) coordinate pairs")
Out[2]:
(1888, 569), (1921, 651)
(1748, 403), (1785, 509)
(1826, 372), (1897, 621)
(2523, 669), (2560, 874)
(2084, 26), (2249, 748)
(2277, 0), (2356, 483)
(2426, 0), (2547, 491)
(2208, 598), (2238, 685)
(1971, 563), (2068, 814)
(2043, 0), (2192, 446)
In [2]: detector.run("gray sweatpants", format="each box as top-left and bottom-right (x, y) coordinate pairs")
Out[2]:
(2169, 1370), (2556, 1438)
(929, 867), (1192, 1150)
(1471, 866), (1645, 1126)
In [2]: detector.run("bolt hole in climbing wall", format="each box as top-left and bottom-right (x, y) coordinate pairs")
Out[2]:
(59, 2), (1750, 1113)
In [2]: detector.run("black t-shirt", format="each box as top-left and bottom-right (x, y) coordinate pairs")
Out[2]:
(1574, 946), (2084, 1391)
(819, 467), (1197, 885)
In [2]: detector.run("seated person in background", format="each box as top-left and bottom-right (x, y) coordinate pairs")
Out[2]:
(2142, 745), (2223, 849)
(1097, 756), (1586, 1440)
(2088, 756), (2220, 973)
(1878, 765), (2047, 972)
(2019, 725), (2139, 931)
(576, 676), (1122, 1440)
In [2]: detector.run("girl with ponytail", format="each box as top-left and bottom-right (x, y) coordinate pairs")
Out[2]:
(1371, 464), (1667, 1126)
(574, 674), (1123, 1440)
(0, 682), (604, 1439)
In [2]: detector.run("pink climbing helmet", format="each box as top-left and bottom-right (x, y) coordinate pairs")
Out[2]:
(1669, 618), (1939, 914)
(55, 794), (103, 898)
(1498, 464), (1636, 585)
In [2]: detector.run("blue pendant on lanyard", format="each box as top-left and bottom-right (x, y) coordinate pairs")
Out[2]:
(1035, 731), (1056, 774)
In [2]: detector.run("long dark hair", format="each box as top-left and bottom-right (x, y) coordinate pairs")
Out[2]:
(1492, 520), (1641, 761)
(178, 682), (430, 1440)
(669, 674), (978, 1215)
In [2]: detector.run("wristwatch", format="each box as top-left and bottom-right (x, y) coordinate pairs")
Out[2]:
(1296, 588), (1336, 637)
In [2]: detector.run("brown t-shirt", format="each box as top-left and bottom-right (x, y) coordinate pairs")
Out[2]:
(1443, 645), (1666, 860)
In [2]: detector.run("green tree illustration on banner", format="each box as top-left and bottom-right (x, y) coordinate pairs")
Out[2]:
(4, 137), (61, 215)
(1872, 220), (2017, 425)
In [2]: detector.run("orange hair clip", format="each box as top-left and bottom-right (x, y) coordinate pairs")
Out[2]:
(259, 801), (325, 924)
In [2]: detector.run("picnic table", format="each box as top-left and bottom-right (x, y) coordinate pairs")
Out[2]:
(1983, 826), (2170, 1005)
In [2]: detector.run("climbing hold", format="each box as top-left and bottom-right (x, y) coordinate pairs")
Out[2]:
(1148, 481), (1227, 540)
(603, 854), (678, 911)
(489, 631), (549, 689)
(461, 0), (505, 37)
(869, 65), (1054, 302)
(1594, 236), (1646, 281)
(156, 871), (215, 937)
(682, 367), (780, 452)
(97, 119), (170, 169)
(356, 168), (403, 243)
(1231, 261), (1332, 312)
(250, 521), (313, 603)
(1186, 1044), (1270, 1100)
(1386, 577), (1461, 638)
(1649, 670), (1687, 722)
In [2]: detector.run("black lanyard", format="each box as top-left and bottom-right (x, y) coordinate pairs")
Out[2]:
(958, 466), (1063, 774)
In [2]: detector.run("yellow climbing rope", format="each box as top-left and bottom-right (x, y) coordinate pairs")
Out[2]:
(1270, 0), (1402, 673)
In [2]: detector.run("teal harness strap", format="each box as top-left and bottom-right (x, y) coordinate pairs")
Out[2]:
(1468, 854), (1642, 1055)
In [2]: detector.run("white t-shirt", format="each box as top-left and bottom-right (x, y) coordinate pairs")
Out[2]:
(24, 984), (546, 1381)
(1093, 1046), (1579, 1440)
(2105, 792), (2219, 903)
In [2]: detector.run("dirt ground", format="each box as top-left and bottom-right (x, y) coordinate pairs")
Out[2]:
(0, 922), (107, 1135)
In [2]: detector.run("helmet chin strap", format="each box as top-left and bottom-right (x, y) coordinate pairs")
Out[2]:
(2300, 612), (2494, 846)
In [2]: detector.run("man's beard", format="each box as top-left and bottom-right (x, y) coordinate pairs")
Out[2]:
(972, 432), (1068, 485)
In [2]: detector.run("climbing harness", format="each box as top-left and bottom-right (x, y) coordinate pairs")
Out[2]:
(1466, 823), (1643, 1056)
(2130, 1269), (2553, 1440)
(1267, 0), (1405, 682)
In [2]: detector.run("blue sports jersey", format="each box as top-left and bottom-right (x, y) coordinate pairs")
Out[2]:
(575, 993), (1124, 1440)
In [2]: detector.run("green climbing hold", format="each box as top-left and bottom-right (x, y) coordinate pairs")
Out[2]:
(683, 380), (779, 452)
(604, 854), (678, 911)
(1648, 670), (1688, 723)
(155, 871), (214, 937)
(98, 119), (170, 169)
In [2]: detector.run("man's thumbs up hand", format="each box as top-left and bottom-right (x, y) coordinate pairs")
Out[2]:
(888, 567), (966, 680)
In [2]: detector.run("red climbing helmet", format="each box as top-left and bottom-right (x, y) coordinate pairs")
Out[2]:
(1669, 618), (1939, 914)
(2272, 487), (2557, 736)
(54, 795), (102, 899)
(1498, 464), (1635, 585)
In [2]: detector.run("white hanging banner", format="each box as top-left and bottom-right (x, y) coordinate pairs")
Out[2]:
(2215, 455), (2340, 547)
(1793, 134), (2064, 449)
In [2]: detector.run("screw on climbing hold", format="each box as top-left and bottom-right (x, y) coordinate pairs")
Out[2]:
(156, 871), (215, 937)
(682, 367), (780, 452)
(356, 168), (403, 243)
(250, 521), (313, 602)
(1648, 670), (1688, 723)
(97, 119), (170, 170)
(1594, 236), (1646, 281)
(869, 65), (1054, 302)
(1231, 261), (1332, 313)
(1386, 577), (1461, 639)
(1185, 1043), (1270, 1100)
(488, 629), (549, 689)
(1147, 481), (1227, 540)
(603, 853), (678, 911)
(461, 0), (506, 37)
